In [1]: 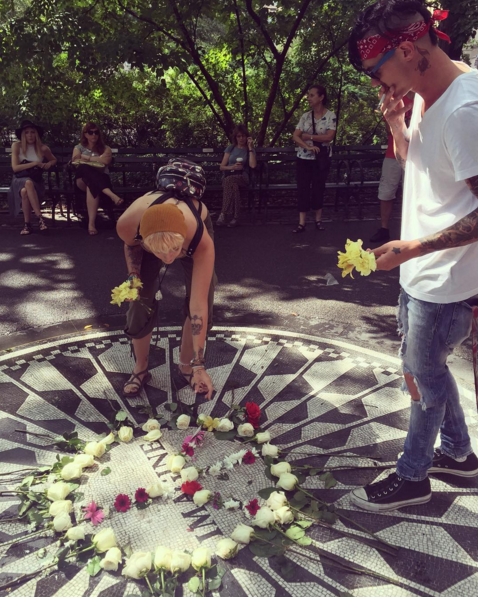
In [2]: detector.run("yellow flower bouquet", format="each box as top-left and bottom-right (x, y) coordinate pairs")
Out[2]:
(110, 277), (143, 307)
(337, 239), (377, 279)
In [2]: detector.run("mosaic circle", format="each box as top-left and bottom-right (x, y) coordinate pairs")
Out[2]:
(1, 326), (478, 597)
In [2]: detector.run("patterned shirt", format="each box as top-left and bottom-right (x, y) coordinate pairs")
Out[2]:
(295, 110), (337, 160)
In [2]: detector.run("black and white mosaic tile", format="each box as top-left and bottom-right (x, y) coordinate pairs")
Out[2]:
(1, 326), (478, 597)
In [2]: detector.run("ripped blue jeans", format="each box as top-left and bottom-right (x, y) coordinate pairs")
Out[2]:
(396, 289), (473, 482)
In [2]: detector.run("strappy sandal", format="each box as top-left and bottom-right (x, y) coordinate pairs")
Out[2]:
(178, 363), (194, 389)
(20, 223), (33, 235)
(315, 220), (325, 231)
(123, 368), (151, 398)
(38, 216), (47, 231)
(292, 224), (306, 233)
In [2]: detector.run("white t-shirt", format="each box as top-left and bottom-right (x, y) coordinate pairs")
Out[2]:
(295, 110), (337, 160)
(400, 70), (478, 304)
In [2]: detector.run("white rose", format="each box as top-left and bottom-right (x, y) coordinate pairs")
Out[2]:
(73, 454), (95, 468)
(47, 482), (72, 502)
(167, 454), (186, 473)
(154, 546), (172, 571)
(192, 547), (212, 571)
(224, 499), (240, 510)
(231, 524), (255, 545)
(237, 423), (254, 437)
(66, 526), (85, 541)
(216, 538), (238, 560)
(253, 506), (275, 529)
(270, 462), (291, 477)
(118, 426), (133, 443)
(274, 506), (294, 525)
(262, 443), (279, 458)
(180, 467), (199, 483)
(170, 551), (191, 574)
(147, 483), (164, 498)
(144, 429), (162, 442)
(176, 414), (190, 430)
(122, 551), (152, 579)
(193, 489), (212, 507)
(142, 418), (161, 432)
(60, 462), (83, 481)
(277, 473), (299, 491)
(255, 431), (271, 444)
(93, 528), (117, 553)
(100, 547), (122, 571)
(217, 419), (234, 432)
(84, 441), (106, 458)
(266, 491), (288, 511)
(53, 512), (72, 532)
(99, 432), (115, 445)
(49, 500), (73, 517)
(197, 413), (207, 425)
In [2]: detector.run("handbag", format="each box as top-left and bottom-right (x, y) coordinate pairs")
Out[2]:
(14, 160), (44, 183)
(311, 111), (331, 173)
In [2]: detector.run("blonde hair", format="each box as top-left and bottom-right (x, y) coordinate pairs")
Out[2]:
(21, 128), (43, 158)
(144, 231), (185, 254)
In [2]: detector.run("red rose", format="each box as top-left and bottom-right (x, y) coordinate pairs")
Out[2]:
(245, 498), (260, 516)
(245, 402), (261, 428)
(134, 487), (149, 503)
(114, 494), (131, 513)
(242, 450), (256, 465)
(182, 480), (203, 496)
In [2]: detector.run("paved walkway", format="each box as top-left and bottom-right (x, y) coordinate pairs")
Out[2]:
(0, 216), (477, 597)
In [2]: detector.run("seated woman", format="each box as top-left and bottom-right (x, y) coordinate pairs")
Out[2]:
(72, 122), (123, 235)
(116, 158), (216, 400)
(217, 124), (256, 227)
(10, 120), (57, 235)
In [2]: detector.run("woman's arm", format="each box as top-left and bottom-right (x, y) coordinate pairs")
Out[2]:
(11, 143), (42, 172)
(305, 129), (336, 144)
(189, 231), (215, 399)
(248, 150), (257, 169)
(90, 146), (112, 166)
(293, 128), (319, 154)
(220, 152), (241, 172)
(41, 145), (57, 170)
(72, 146), (82, 161)
(117, 208), (144, 277)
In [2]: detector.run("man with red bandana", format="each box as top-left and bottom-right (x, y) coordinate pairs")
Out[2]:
(347, 0), (478, 512)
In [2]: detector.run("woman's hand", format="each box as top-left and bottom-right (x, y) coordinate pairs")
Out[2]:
(191, 368), (214, 400)
(42, 162), (52, 170)
(231, 163), (243, 171)
(247, 137), (254, 150)
(308, 145), (321, 154)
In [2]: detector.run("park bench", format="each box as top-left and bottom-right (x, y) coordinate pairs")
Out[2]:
(0, 145), (389, 224)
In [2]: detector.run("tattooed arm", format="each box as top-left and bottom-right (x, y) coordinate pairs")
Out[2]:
(124, 244), (143, 277)
(372, 175), (478, 271)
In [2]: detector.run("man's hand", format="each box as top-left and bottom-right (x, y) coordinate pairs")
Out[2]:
(192, 368), (213, 400)
(381, 85), (409, 134)
(372, 240), (420, 271)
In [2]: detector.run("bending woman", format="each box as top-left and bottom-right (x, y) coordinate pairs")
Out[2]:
(11, 120), (57, 235)
(72, 122), (123, 235)
(116, 158), (215, 400)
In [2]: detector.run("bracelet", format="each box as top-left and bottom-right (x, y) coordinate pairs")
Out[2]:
(190, 357), (206, 367)
(192, 366), (206, 372)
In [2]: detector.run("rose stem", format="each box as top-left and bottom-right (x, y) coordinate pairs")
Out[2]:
(15, 429), (56, 440)
(288, 506), (397, 555)
(0, 527), (52, 548)
(280, 450), (382, 460)
(297, 487), (397, 550)
(145, 575), (155, 595)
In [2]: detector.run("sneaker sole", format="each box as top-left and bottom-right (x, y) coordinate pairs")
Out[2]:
(428, 466), (478, 478)
(350, 492), (432, 512)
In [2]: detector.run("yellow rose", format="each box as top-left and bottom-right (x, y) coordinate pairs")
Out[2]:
(202, 416), (220, 432)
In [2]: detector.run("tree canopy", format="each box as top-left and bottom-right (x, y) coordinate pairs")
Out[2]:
(0, 0), (475, 148)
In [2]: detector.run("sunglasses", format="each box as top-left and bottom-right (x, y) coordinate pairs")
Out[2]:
(364, 49), (396, 80)
(86, 130), (100, 135)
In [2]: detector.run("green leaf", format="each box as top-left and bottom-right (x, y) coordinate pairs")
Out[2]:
(164, 403), (178, 412)
(18, 500), (32, 516)
(115, 411), (128, 421)
(71, 492), (85, 503)
(27, 508), (44, 528)
(100, 467), (111, 476)
(264, 467), (274, 481)
(207, 576), (223, 591)
(319, 472), (337, 489)
(21, 475), (35, 488)
(87, 555), (102, 577)
(294, 520), (313, 529)
(258, 487), (277, 500)
(293, 490), (308, 503)
(285, 526), (305, 540)
(308, 468), (320, 476)
(188, 577), (200, 592)
(264, 455), (275, 466)
(317, 510), (337, 524)
(274, 555), (295, 581)
(68, 483), (80, 492)
(215, 430), (236, 440)
(248, 541), (285, 558)
(253, 529), (277, 541)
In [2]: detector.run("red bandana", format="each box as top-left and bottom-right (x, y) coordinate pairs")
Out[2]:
(358, 10), (451, 61)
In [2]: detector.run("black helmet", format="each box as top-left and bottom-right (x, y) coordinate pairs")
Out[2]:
(156, 158), (206, 200)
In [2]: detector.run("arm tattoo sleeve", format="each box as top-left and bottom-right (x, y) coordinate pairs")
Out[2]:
(418, 175), (478, 255)
(125, 244), (143, 275)
(190, 315), (204, 336)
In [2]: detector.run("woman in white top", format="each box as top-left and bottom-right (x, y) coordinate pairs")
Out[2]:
(72, 122), (123, 235)
(292, 85), (336, 233)
(11, 120), (57, 235)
